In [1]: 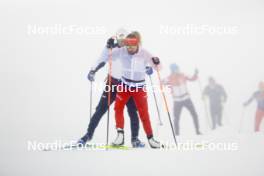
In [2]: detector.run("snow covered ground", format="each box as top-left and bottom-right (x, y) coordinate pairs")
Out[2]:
(1, 125), (264, 176)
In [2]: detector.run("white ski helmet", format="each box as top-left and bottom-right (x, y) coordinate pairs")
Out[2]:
(116, 28), (129, 40)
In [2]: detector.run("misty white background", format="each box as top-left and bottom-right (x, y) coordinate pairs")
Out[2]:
(0, 0), (263, 175)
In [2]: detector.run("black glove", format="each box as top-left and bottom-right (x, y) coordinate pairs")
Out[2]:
(152, 57), (160, 65)
(106, 38), (115, 49)
(87, 70), (95, 82)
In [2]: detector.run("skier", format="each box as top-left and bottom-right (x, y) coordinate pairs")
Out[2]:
(202, 77), (227, 129)
(162, 63), (202, 136)
(77, 29), (152, 148)
(104, 31), (162, 148)
(243, 81), (264, 132)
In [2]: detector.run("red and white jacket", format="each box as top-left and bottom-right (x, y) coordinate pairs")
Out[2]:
(163, 73), (197, 101)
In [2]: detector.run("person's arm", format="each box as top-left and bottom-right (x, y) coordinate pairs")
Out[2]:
(92, 37), (121, 70)
(244, 92), (257, 106)
(143, 49), (162, 71)
(186, 69), (198, 81)
(91, 47), (108, 70)
(88, 45), (120, 81)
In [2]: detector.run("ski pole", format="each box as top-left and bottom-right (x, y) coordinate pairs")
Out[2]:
(89, 81), (93, 120)
(156, 68), (178, 146)
(106, 48), (113, 148)
(148, 75), (163, 126)
(239, 107), (245, 133)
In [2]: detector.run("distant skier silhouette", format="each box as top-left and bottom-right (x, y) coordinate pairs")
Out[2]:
(243, 81), (264, 132)
(162, 64), (202, 136)
(203, 77), (227, 130)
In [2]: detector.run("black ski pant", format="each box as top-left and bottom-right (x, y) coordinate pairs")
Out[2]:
(209, 103), (223, 129)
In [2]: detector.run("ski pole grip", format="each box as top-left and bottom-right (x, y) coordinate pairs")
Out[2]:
(152, 57), (160, 65)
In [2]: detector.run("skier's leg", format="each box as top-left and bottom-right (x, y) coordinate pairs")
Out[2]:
(126, 97), (145, 147)
(255, 110), (264, 132)
(78, 86), (117, 145)
(217, 105), (223, 126)
(131, 90), (153, 137)
(185, 99), (201, 134)
(126, 97), (139, 139)
(131, 89), (161, 148)
(173, 101), (183, 135)
(112, 90), (131, 146)
(114, 90), (131, 130)
(260, 111), (264, 131)
(86, 89), (117, 138)
(210, 105), (217, 130)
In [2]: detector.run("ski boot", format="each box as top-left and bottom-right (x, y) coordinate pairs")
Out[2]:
(131, 137), (145, 148)
(77, 133), (92, 147)
(148, 136), (163, 149)
(112, 129), (124, 146)
(196, 130), (202, 135)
